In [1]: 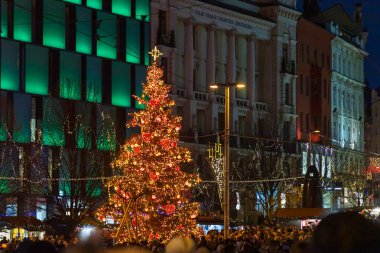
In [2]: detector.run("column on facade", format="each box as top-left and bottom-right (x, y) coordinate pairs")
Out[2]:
(206, 24), (218, 132)
(183, 18), (197, 135)
(246, 34), (256, 135)
(168, 10), (178, 85)
(227, 29), (237, 133)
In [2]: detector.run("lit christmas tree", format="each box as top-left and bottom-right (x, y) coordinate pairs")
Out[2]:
(97, 47), (200, 243)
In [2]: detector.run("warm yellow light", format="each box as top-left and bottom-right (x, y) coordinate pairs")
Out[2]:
(313, 130), (321, 134)
(236, 83), (246, 88)
(209, 84), (219, 89)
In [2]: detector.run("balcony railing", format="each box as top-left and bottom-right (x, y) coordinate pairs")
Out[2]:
(194, 91), (208, 102)
(281, 60), (295, 75)
(284, 105), (296, 115)
(176, 88), (186, 98)
(255, 102), (268, 112)
(236, 98), (249, 108)
(157, 30), (176, 48)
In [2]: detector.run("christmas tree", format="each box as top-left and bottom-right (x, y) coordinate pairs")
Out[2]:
(97, 47), (200, 243)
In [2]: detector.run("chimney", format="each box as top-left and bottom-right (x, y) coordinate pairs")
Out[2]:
(355, 3), (362, 24)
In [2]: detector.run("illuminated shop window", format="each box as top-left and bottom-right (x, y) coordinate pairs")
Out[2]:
(112, 0), (131, 17)
(135, 65), (146, 109)
(76, 6), (92, 54)
(25, 45), (49, 95)
(97, 12), (116, 59)
(112, 61), (131, 107)
(60, 51), (82, 100)
(96, 105), (116, 151)
(1, 0), (8, 37)
(136, 0), (150, 21)
(87, 0), (102, 10)
(14, 0), (32, 42)
(13, 94), (32, 143)
(1, 40), (20, 91)
(43, 98), (65, 146)
(86, 56), (102, 103)
(43, 0), (65, 49)
(126, 19), (140, 64)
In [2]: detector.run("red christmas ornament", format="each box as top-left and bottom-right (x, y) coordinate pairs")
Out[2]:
(175, 166), (180, 172)
(178, 224), (183, 230)
(170, 141), (177, 148)
(133, 146), (141, 154)
(149, 99), (160, 107)
(149, 172), (159, 181)
(164, 204), (176, 215)
(160, 138), (171, 150)
(131, 219), (137, 227)
(142, 133), (152, 142)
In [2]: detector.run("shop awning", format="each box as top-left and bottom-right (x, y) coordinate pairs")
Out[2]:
(276, 208), (330, 219)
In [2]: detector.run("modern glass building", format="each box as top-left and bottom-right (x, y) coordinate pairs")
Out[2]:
(0, 0), (150, 224)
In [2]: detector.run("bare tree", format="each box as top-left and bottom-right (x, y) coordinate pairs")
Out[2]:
(234, 140), (301, 223)
(40, 97), (117, 237)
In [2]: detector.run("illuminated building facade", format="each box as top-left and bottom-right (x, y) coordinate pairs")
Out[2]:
(0, 0), (150, 221)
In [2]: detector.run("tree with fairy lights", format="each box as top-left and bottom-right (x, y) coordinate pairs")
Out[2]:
(97, 47), (200, 243)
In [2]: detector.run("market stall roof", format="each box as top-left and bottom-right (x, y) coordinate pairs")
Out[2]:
(0, 216), (46, 231)
(196, 216), (223, 225)
(276, 208), (330, 219)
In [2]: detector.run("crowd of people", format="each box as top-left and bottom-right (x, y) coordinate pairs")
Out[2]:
(0, 212), (379, 253)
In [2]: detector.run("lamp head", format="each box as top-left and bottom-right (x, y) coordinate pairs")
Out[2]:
(236, 83), (246, 89)
(209, 84), (219, 89)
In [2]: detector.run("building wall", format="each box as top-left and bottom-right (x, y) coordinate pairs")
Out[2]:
(331, 37), (366, 153)
(0, 0), (150, 219)
(296, 18), (332, 143)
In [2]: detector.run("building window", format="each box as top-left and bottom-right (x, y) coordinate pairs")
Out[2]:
(284, 83), (290, 105)
(238, 116), (246, 136)
(112, 61), (131, 107)
(314, 49), (318, 66)
(144, 23), (150, 66)
(300, 112), (303, 131)
(323, 115), (327, 135)
(306, 113), (309, 130)
(1, 0), (8, 37)
(306, 76), (309, 96)
(25, 45), (49, 95)
(314, 115), (318, 130)
(43, 98), (64, 146)
(323, 79), (327, 98)
(112, 0), (131, 17)
(43, 0), (65, 49)
(86, 56), (102, 103)
(197, 110), (205, 135)
(76, 6), (92, 54)
(13, 94), (32, 143)
(87, 0), (102, 10)
(136, 0), (150, 21)
(321, 53), (325, 68)
(60, 51), (82, 100)
(97, 12), (116, 59)
(300, 43), (304, 63)
(96, 105), (116, 150)
(300, 75), (303, 94)
(327, 55), (330, 70)
(1, 40), (20, 91)
(306, 45), (310, 64)
(126, 19), (141, 64)
(14, 0), (32, 42)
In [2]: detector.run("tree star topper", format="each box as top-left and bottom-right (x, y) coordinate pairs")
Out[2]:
(149, 46), (163, 61)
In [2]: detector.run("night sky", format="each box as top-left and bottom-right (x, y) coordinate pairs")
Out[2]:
(299, 0), (380, 88)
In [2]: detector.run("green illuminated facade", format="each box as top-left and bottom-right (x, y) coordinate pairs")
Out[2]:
(0, 0), (150, 218)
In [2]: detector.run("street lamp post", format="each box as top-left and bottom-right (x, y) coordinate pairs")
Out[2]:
(307, 130), (320, 168)
(210, 82), (245, 240)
